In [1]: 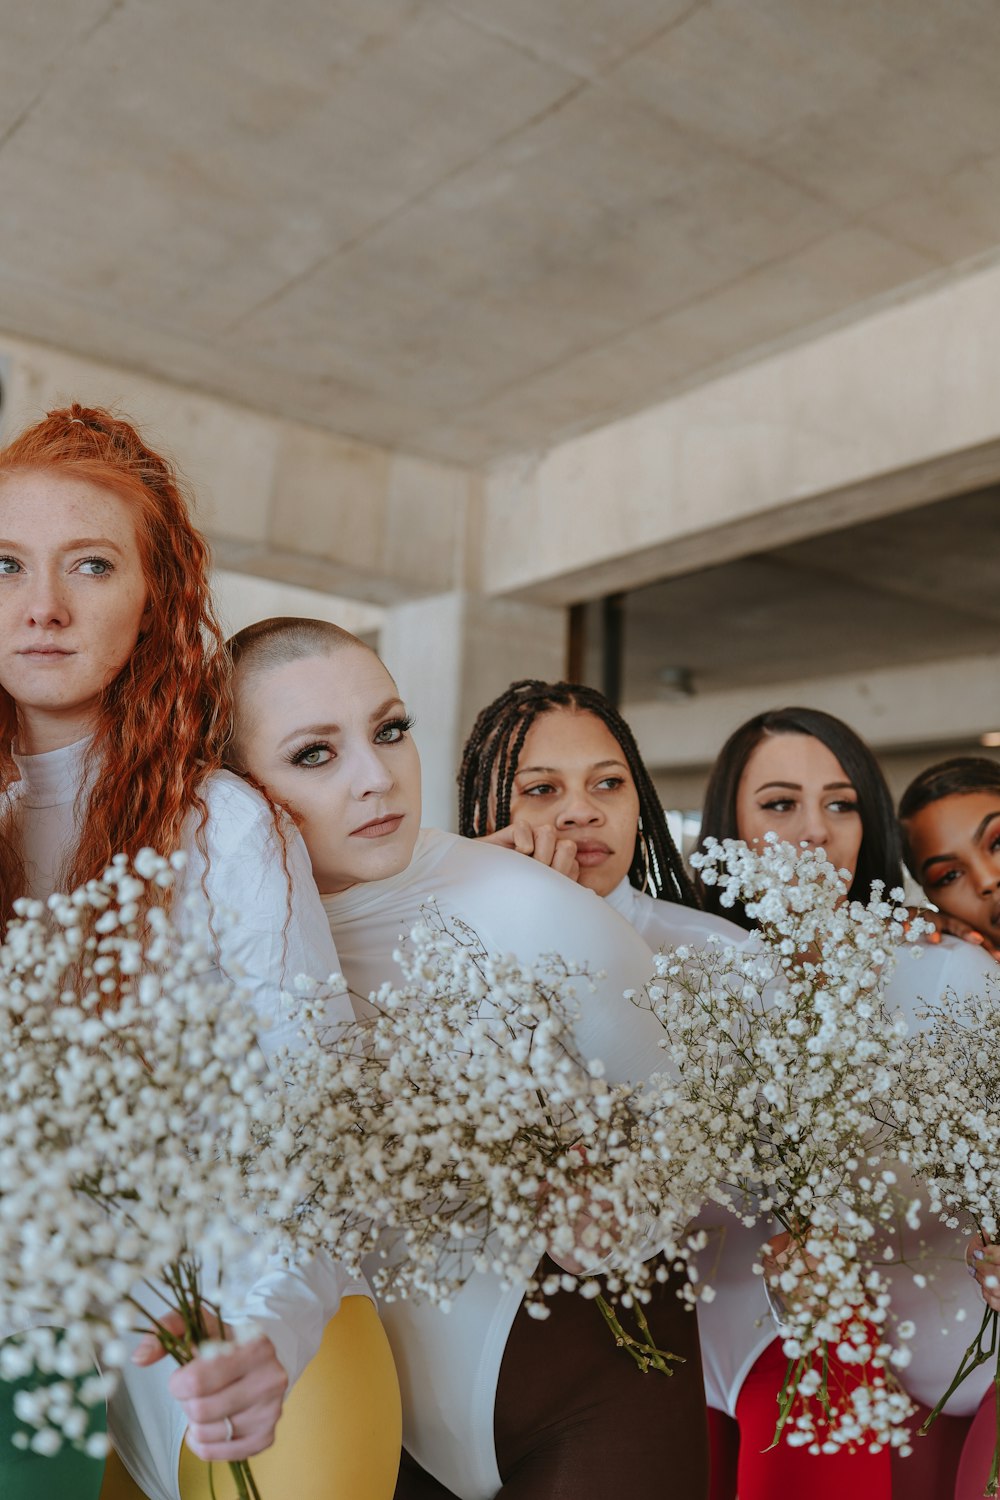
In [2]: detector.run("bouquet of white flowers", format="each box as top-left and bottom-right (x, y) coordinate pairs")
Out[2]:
(0, 850), (318, 1500)
(890, 977), (1000, 1493)
(635, 836), (921, 1453)
(1, 854), (712, 1500)
(280, 904), (705, 1374)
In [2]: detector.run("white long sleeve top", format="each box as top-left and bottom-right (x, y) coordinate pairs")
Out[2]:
(322, 829), (665, 1500)
(604, 877), (999, 1419)
(604, 875), (755, 954)
(8, 737), (368, 1500)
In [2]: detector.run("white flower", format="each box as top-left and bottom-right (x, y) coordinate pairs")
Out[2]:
(0, 854), (329, 1453)
(635, 837), (917, 1451)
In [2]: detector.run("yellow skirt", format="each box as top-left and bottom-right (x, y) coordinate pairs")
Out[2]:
(100, 1297), (401, 1500)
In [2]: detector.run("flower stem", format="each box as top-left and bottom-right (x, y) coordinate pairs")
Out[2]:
(988, 1335), (1000, 1498)
(919, 1304), (1000, 1496)
(770, 1349), (812, 1449)
(593, 1292), (684, 1376)
(229, 1459), (261, 1499)
(920, 1305), (997, 1436)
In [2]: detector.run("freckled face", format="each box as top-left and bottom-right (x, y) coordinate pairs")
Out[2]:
(234, 647), (422, 895)
(505, 709), (640, 896)
(904, 792), (1000, 946)
(0, 472), (149, 750)
(735, 733), (864, 880)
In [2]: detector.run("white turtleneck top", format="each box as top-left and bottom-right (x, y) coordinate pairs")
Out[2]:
(12, 737), (82, 898)
(604, 875), (755, 954)
(7, 738), (367, 1500)
(603, 877), (999, 1420)
(322, 829), (664, 1500)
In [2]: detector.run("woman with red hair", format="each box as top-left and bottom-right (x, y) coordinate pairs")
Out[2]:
(0, 405), (398, 1500)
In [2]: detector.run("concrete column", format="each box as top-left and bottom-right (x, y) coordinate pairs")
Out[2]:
(380, 592), (567, 832)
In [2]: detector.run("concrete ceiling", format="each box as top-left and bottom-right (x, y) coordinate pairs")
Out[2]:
(622, 486), (1000, 700)
(3, 1), (1000, 464)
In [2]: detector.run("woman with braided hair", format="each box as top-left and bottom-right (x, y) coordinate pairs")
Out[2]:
(458, 684), (863, 1498)
(0, 405), (398, 1500)
(458, 678), (741, 958)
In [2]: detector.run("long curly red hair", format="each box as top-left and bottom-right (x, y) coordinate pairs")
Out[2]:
(0, 403), (229, 929)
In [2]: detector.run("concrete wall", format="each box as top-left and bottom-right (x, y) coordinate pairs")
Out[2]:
(635, 651), (1000, 829)
(623, 650), (1000, 774)
(211, 570), (383, 640)
(0, 331), (476, 604)
(381, 591), (566, 830)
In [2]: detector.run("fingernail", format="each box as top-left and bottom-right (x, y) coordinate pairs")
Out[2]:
(974, 1249), (985, 1261)
(968, 932), (985, 943)
(928, 932), (941, 944)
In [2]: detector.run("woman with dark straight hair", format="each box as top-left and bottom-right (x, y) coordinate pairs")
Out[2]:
(696, 707), (997, 1500)
(696, 706), (904, 927)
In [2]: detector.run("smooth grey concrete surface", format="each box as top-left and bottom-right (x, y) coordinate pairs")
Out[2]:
(5, 4), (1000, 805)
(4, 1), (1000, 464)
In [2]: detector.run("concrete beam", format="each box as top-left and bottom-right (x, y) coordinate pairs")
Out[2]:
(623, 650), (1000, 771)
(480, 257), (1000, 604)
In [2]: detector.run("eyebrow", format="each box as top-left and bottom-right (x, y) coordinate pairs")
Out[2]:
(515, 759), (629, 776)
(753, 780), (856, 794)
(0, 536), (127, 554)
(276, 698), (404, 752)
(63, 537), (127, 553)
(919, 808), (1000, 877)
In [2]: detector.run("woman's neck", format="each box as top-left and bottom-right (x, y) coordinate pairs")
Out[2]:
(15, 707), (97, 757)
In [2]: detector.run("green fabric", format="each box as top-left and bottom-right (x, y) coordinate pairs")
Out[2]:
(0, 1340), (107, 1500)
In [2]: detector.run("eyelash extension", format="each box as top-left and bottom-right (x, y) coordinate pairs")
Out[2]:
(287, 716), (415, 768)
(288, 742), (330, 766)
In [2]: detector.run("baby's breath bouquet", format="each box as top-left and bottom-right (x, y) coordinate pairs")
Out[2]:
(890, 979), (1000, 1493)
(0, 851), (320, 1500)
(635, 836), (921, 1453)
(282, 905), (700, 1374)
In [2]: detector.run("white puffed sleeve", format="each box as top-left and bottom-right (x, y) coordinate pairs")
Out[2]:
(184, 772), (372, 1374)
(180, 771), (352, 1050)
(109, 774), (368, 1500)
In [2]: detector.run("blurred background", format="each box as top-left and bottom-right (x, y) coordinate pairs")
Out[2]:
(3, 0), (1000, 833)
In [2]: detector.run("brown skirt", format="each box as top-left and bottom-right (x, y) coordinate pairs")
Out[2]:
(395, 1257), (709, 1500)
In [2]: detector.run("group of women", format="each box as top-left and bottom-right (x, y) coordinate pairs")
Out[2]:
(1, 403), (998, 1500)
